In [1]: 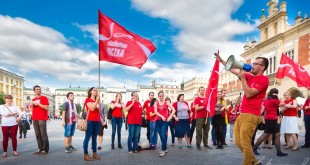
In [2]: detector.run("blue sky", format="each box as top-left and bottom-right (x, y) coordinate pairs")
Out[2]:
(0, 0), (309, 91)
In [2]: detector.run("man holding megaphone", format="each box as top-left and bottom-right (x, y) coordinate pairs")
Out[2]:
(214, 53), (269, 165)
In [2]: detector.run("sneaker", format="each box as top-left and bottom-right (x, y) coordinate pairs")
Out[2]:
(65, 147), (72, 153)
(128, 151), (133, 154)
(134, 150), (141, 154)
(171, 143), (175, 146)
(159, 151), (166, 157)
(187, 145), (193, 149)
(118, 145), (123, 149)
(39, 151), (48, 155)
(69, 145), (77, 151)
(196, 146), (202, 151)
(97, 146), (102, 150)
(164, 150), (168, 153)
(111, 145), (115, 150)
(277, 152), (288, 156)
(204, 145), (213, 149)
(301, 144), (310, 148)
(158, 150), (165, 154)
(33, 150), (42, 155)
(178, 146), (183, 149)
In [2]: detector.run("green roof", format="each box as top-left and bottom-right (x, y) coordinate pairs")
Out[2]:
(138, 85), (156, 89)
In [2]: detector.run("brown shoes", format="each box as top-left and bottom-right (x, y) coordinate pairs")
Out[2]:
(33, 150), (42, 155)
(93, 153), (100, 160)
(84, 154), (93, 161)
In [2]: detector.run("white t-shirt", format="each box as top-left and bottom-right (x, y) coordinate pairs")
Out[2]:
(0, 105), (23, 126)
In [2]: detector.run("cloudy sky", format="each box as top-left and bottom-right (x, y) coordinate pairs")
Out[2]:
(0, 0), (308, 91)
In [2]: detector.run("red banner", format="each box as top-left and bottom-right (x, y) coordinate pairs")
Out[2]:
(98, 10), (156, 68)
(203, 58), (220, 117)
(276, 53), (310, 90)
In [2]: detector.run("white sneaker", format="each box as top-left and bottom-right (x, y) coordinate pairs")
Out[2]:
(159, 151), (166, 157)
(164, 150), (168, 153)
(158, 150), (164, 154)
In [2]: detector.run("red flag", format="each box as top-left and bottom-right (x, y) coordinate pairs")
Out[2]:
(276, 53), (310, 90)
(98, 10), (156, 68)
(203, 57), (220, 117)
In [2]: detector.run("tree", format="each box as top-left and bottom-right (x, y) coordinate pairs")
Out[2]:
(59, 105), (63, 116)
(0, 92), (5, 105)
(77, 103), (82, 114)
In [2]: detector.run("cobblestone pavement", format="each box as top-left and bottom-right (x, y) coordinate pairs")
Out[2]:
(0, 120), (309, 165)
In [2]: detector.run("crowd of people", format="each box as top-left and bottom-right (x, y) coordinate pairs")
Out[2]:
(0, 53), (309, 164)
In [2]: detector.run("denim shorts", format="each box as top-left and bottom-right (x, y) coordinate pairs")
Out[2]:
(64, 122), (76, 137)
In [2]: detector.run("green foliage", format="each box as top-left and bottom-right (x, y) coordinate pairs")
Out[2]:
(77, 103), (82, 114)
(59, 105), (63, 115)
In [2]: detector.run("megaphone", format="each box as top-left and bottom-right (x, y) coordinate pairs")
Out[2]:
(225, 55), (253, 72)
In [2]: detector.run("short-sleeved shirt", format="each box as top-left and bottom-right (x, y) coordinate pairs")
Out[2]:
(283, 98), (297, 116)
(143, 100), (151, 120)
(126, 101), (143, 125)
(194, 97), (207, 119)
(156, 101), (169, 120)
(190, 102), (196, 120)
(241, 74), (269, 116)
(32, 96), (49, 120)
(111, 101), (123, 118)
(0, 105), (23, 126)
(85, 98), (100, 122)
(264, 99), (280, 120)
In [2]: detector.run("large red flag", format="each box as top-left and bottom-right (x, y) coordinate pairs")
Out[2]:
(203, 58), (220, 117)
(98, 10), (156, 68)
(276, 53), (310, 90)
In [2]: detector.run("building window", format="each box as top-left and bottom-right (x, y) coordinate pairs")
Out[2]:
(274, 22), (278, 35)
(265, 28), (268, 40)
(285, 50), (294, 60)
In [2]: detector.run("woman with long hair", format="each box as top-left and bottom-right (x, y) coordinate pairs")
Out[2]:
(280, 91), (299, 151)
(252, 88), (288, 156)
(125, 92), (143, 153)
(110, 93), (125, 149)
(212, 91), (226, 149)
(155, 91), (176, 157)
(0, 94), (24, 158)
(227, 99), (237, 141)
(83, 87), (101, 161)
(173, 94), (191, 149)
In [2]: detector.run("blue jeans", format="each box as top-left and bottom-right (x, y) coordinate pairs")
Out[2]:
(150, 121), (158, 146)
(304, 114), (310, 145)
(168, 120), (175, 144)
(83, 121), (100, 154)
(230, 124), (234, 139)
(156, 120), (168, 150)
(111, 117), (123, 146)
(223, 124), (227, 142)
(127, 124), (141, 152)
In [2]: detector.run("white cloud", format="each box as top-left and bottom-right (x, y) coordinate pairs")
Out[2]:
(143, 62), (208, 82)
(131, 0), (259, 62)
(0, 15), (118, 85)
(124, 59), (159, 73)
(74, 23), (98, 43)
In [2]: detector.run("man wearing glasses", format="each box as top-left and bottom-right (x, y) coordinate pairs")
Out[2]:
(215, 53), (269, 165)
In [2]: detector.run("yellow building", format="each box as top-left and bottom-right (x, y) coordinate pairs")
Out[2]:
(181, 77), (209, 103)
(0, 68), (24, 106)
(220, 0), (310, 100)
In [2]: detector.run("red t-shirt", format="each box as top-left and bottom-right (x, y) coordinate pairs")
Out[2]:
(85, 98), (100, 122)
(194, 97), (207, 119)
(191, 102), (196, 120)
(303, 98), (310, 115)
(241, 74), (269, 116)
(32, 96), (49, 120)
(264, 99), (280, 120)
(283, 98), (297, 116)
(111, 101), (123, 118)
(156, 101), (169, 120)
(143, 100), (151, 120)
(126, 101), (143, 125)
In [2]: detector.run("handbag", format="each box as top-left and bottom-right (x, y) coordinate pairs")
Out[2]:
(77, 104), (89, 131)
(141, 117), (148, 128)
(257, 122), (266, 131)
(107, 107), (113, 120)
